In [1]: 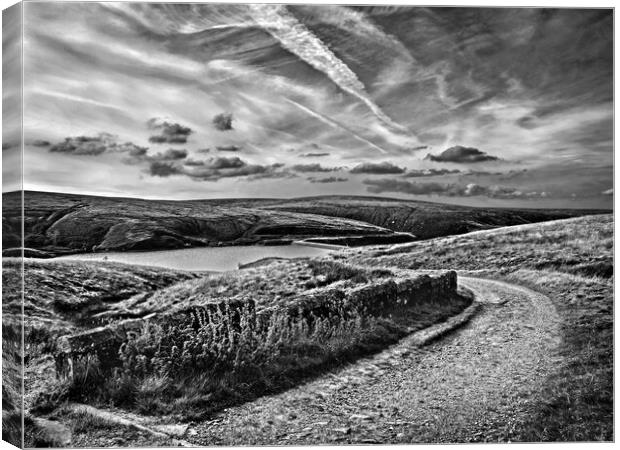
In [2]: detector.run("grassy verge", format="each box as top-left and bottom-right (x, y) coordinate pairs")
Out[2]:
(351, 214), (613, 441)
(26, 407), (176, 448)
(500, 270), (612, 441)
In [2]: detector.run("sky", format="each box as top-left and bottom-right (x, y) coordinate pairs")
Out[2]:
(2, 3), (614, 208)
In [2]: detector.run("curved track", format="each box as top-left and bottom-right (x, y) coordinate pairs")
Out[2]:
(186, 277), (563, 444)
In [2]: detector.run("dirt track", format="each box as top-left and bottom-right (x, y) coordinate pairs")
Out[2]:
(186, 277), (563, 444)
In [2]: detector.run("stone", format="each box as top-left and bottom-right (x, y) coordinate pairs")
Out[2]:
(32, 418), (72, 447)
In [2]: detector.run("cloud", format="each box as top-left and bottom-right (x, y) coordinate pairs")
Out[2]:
(496, 169), (528, 180)
(147, 118), (193, 144)
(364, 178), (541, 199)
(249, 169), (298, 180)
(48, 134), (192, 168)
(425, 146), (499, 163)
(125, 147), (190, 165)
(463, 170), (503, 176)
(49, 133), (148, 157)
(308, 176), (348, 183)
(20, 5), (613, 206)
(125, 146), (148, 158)
(213, 113), (233, 131)
(216, 145), (242, 152)
(300, 152), (330, 157)
(248, 5), (413, 137)
(50, 133), (113, 155)
(403, 168), (461, 178)
(516, 115), (538, 129)
(292, 163), (340, 173)
(395, 145), (429, 154)
(602, 188), (613, 195)
(29, 139), (51, 147)
(364, 179), (459, 196)
(148, 156), (287, 182)
(184, 158), (206, 166)
(350, 161), (406, 174)
(149, 161), (181, 177)
(151, 148), (188, 160)
(208, 156), (245, 169)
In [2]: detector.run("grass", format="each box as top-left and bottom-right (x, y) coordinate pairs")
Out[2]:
(63, 409), (117, 433)
(18, 257), (467, 423)
(500, 270), (612, 441)
(15, 213), (611, 442)
(53, 283), (467, 421)
(54, 304), (400, 419)
(2, 258), (196, 334)
(2, 319), (23, 448)
(49, 407), (175, 448)
(105, 259), (395, 319)
(361, 214), (613, 277)
(351, 213), (613, 441)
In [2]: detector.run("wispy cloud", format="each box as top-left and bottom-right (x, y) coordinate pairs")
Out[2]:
(248, 4), (416, 138)
(19, 4), (613, 207)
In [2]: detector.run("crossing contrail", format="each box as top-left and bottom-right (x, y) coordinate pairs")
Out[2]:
(285, 98), (389, 154)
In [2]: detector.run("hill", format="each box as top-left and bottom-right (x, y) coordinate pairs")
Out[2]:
(261, 195), (609, 239)
(2, 191), (609, 256)
(2, 191), (395, 256)
(4, 214), (613, 444)
(348, 214), (613, 441)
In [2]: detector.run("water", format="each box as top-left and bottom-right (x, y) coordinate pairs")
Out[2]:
(51, 244), (334, 272)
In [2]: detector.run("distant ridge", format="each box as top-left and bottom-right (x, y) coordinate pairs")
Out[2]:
(2, 191), (609, 257)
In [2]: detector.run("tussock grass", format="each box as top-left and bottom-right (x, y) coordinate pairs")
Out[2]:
(364, 214), (612, 277)
(2, 320), (23, 448)
(59, 302), (405, 419)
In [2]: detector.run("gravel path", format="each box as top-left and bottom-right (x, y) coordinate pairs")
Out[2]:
(186, 277), (563, 445)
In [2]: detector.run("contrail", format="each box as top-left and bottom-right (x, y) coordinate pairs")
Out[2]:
(243, 122), (344, 153)
(103, 3), (418, 147)
(285, 98), (389, 154)
(249, 5), (414, 137)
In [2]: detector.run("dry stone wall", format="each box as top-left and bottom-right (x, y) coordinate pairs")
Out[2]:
(54, 270), (459, 377)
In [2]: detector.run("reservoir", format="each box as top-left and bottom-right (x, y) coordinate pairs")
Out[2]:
(51, 243), (335, 272)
